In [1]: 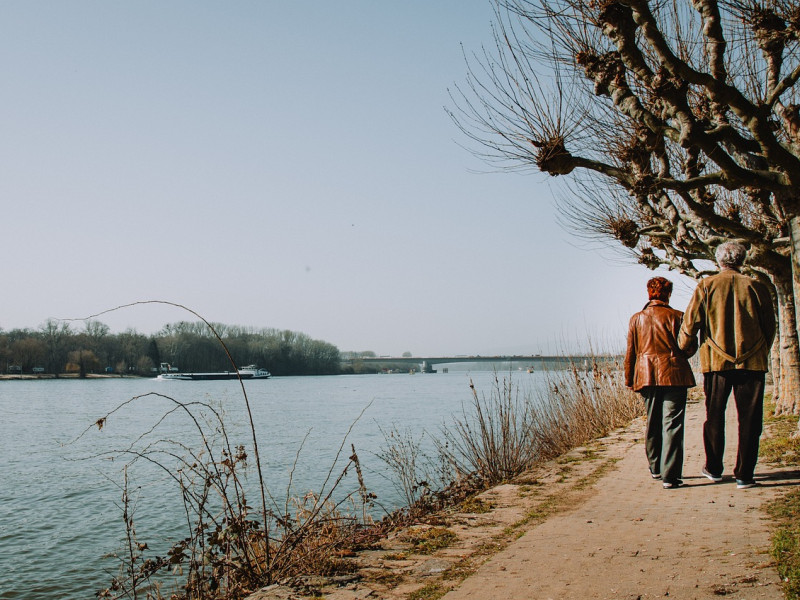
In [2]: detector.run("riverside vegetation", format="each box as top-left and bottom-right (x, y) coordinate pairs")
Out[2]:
(1, 316), (342, 377)
(83, 345), (644, 600)
(1, 317), (446, 378)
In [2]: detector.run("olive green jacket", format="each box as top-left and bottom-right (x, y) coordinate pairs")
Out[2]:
(678, 269), (776, 373)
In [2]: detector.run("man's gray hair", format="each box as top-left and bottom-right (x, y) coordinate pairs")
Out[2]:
(715, 241), (747, 268)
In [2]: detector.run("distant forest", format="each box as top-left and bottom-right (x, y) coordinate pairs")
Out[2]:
(0, 320), (347, 377)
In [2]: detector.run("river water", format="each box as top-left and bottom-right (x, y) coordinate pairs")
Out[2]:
(0, 369), (548, 600)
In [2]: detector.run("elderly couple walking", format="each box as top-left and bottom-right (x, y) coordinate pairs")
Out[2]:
(624, 241), (776, 490)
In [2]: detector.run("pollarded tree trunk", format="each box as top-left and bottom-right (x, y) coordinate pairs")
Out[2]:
(773, 273), (800, 415)
(791, 215), (800, 343)
(787, 217), (800, 438)
(760, 272), (782, 408)
(770, 324), (782, 408)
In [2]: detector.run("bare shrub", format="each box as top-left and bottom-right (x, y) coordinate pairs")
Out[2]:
(431, 358), (642, 487)
(437, 373), (539, 486)
(375, 425), (456, 508)
(528, 357), (643, 462)
(82, 393), (375, 600)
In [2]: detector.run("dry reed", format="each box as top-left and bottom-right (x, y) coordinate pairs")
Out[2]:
(435, 357), (641, 485)
(527, 357), (643, 462)
(88, 394), (376, 600)
(376, 355), (642, 524)
(91, 351), (639, 599)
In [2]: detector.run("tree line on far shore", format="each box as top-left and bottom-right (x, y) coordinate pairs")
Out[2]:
(0, 320), (349, 377)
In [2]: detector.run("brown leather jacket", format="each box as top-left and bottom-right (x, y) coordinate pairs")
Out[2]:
(625, 300), (696, 391)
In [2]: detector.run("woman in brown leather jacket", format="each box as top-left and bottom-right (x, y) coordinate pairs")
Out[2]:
(625, 277), (696, 489)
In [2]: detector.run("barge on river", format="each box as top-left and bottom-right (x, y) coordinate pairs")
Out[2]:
(157, 364), (271, 381)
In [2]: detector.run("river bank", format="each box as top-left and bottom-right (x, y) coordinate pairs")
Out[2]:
(2, 372), (526, 599)
(247, 396), (800, 600)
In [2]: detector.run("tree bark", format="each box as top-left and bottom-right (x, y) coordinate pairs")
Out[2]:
(773, 273), (800, 415)
(791, 215), (800, 341)
(770, 313), (781, 409)
(788, 216), (800, 438)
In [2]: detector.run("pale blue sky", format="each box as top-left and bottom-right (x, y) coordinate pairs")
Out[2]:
(0, 1), (692, 356)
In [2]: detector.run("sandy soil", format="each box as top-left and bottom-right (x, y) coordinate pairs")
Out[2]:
(249, 398), (800, 600)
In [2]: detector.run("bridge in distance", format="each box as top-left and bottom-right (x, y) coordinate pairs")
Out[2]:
(344, 354), (609, 373)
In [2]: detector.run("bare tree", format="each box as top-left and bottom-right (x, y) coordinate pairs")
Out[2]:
(450, 0), (800, 414)
(39, 319), (72, 377)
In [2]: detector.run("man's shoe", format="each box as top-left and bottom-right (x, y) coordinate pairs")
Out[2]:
(663, 480), (683, 489)
(736, 479), (758, 489)
(650, 470), (661, 480)
(702, 467), (723, 483)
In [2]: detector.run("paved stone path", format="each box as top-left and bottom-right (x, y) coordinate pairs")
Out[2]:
(441, 400), (800, 600)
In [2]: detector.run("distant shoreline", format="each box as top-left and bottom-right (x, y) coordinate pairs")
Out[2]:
(0, 373), (150, 381)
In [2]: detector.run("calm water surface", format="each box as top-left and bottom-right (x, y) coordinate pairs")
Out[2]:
(0, 370), (545, 600)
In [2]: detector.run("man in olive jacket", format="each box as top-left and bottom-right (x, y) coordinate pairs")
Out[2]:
(625, 277), (696, 489)
(678, 241), (776, 489)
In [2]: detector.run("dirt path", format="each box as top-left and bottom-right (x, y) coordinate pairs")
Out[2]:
(441, 399), (799, 600)
(250, 398), (800, 600)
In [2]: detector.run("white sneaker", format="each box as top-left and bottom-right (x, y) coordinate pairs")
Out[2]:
(702, 467), (722, 483)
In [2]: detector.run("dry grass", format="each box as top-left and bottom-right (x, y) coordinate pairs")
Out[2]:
(527, 358), (642, 462)
(436, 358), (641, 487)
(407, 582), (446, 600)
(400, 526), (458, 555)
(439, 374), (540, 485)
(760, 404), (800, 466)
(762, 398), (800, 600)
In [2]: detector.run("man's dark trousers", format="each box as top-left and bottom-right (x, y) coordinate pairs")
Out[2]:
(703, 370), (765, 481)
